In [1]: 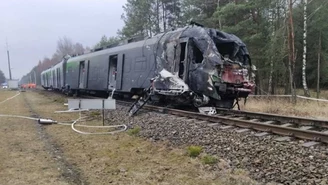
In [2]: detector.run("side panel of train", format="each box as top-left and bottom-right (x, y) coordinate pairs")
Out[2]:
(52, 61), (65, 90)
(41, 62), (65, 90)
(41, 69), (53, 89)
(65, 38), (157, 95)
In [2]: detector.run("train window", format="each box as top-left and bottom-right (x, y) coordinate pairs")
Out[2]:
(192, 44), (203, 64)
(215, 42), (234, 59)
(179, 42), (186, 78)
(109, 55), (118, 82)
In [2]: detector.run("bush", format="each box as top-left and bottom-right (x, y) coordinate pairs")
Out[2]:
(127, 127), (141, 136)
(187, 146), (202, 157)
(202, 155), (218, 165)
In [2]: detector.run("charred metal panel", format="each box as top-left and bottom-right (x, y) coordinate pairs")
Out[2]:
(151, 25), (254, 101)
(153, 26), (223, 99)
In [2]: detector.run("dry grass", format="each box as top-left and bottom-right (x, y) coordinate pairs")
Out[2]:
(239, 97), (328, 119)
(0, 90), (68, 185)
(28, 91), (261, 185)
(272, 88), (328, 99)
(0, 89), (18, 102)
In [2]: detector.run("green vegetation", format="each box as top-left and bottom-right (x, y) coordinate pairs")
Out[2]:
(0, 70), (5, 83)
(118, 0), (328, 98)
(202, 155), (218, 165)
(127, 127), (141, 136)
(186, 145), (202, 158)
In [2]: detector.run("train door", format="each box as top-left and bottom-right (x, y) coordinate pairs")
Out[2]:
(178, 42), (187, 79)
(115, 54), (124, 90)
(78, 61), (85, 89)
(176, 39), (189, 82)
(46, 73), (48, 87)
(56, 68), (60, 88)
(84, 60), (89, 89)
(52, 70), (55, 87)
(108, 55), (118, 90)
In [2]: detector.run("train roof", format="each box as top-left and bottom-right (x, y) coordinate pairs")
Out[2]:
(41, 24), (250, 74)
(66, 33), (164, 63)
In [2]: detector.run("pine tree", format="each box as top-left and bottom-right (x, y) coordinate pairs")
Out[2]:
(0, 70), (6, 84)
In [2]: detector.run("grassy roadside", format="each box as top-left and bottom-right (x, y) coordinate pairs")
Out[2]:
(0, 89), (18, 102)
(29, 90), (259, 185)
(239, 97), (328, 120)
(0, 91), (68, 185)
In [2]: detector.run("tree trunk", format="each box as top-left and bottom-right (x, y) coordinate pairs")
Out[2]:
(162, 2), (166, 32)
(156, 0), (160, 33)
(302, 0), (310, 97)
(317, 31), (321, 99)
(268, 7), (276, 95)
(217, 0), (222, 29)
(288, 0), (296, 104)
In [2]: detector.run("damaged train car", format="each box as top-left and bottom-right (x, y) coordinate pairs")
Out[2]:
(40, 23), (255, 116)
(130, 24), (255, 115)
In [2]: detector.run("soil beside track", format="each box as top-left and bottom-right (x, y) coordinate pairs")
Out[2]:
(0, 90), (69, 185)
(0, 89), (258, 185)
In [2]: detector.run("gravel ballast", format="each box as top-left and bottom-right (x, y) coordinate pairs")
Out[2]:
(107, 106), (328, 185)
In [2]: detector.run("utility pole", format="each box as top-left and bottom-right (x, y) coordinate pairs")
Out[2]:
(6, 40), (12, 80)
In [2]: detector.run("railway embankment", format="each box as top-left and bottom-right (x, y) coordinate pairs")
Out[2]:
(0, 89), (259, 185)
(108, 106), (328, 184)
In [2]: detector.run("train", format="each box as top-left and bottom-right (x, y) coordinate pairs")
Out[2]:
(41, 23), (255, 115)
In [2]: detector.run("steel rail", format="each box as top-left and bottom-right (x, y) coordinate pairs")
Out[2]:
(145, 105), (328, 143)
(34, 89), (328, 144)
(216, 108), (328, 128)
(117, 101), (328, 144)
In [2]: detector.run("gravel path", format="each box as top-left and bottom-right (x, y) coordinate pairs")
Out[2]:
(107, 106), (328, 185)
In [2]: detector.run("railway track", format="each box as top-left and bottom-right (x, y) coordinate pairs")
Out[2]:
(118, 101), (328, 146)
(34, 88), (328, 146)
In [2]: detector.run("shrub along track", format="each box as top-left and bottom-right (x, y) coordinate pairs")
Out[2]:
(21, 92), (88, 185)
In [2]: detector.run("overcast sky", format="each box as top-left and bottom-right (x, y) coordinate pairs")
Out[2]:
(0, 0), (126, 79)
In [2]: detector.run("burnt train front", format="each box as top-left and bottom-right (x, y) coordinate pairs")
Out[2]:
(150, 25), (255, 111)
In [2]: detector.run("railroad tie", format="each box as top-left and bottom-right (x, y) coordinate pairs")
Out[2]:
(281, 123), (293, 127)
(254, 132), (270, 137)
(299, 126), (313, 130)
(176, 117), (186, 120)
(302, 141), (320, 147)
(262, 120), (276, 124)
(236, 128), (250, 133)
(274, 136), (291, 142)
(198, 120), (208, 124)
(233, 117), (247, 120)
(207, 123), (220, 127)
(186, 119), (196, 123)
(220, 125), (234, 130)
